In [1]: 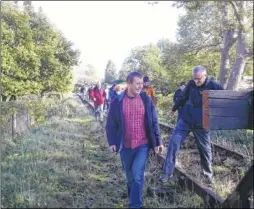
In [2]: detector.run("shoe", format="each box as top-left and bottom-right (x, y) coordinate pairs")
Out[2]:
(159, 174), (172, 183)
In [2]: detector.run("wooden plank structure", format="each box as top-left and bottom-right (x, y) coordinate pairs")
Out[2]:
(202, 90), (253, 130)
(201, 90), (253, 208)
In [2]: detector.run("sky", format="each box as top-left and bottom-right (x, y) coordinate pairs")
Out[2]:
(31, 1), (184, 79)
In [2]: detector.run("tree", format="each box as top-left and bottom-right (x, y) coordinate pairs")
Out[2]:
(173, 1), (253, 89)
(226, 1), (253, 90)
(1, 2), (41, 101)
(1, 2), (80, 101)
(104, 60), (118, 84)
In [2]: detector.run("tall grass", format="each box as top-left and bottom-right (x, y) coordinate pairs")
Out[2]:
(2, 94), (204, 208)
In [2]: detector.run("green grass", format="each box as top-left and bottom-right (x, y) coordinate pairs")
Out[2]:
(2, 94), (205, 208)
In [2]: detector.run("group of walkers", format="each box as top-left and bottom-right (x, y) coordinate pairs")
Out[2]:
(80, 81), (130, 122)
(79, 66), (224, 208)
(104, 66), (224, 208)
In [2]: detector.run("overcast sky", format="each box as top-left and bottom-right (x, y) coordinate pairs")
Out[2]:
(31, 1), (184, 78)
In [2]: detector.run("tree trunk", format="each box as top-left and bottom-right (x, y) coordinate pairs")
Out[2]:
(219, 33), (231, 88)
(227, 2), (247, 90)
(226, 32), (247, 90)
(6, 95), (12, 102)
(218, 2), (237, 88)
(219, 30), (237, 88)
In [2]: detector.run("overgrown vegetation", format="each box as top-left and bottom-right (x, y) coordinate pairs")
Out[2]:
(1, 95), (204, 208)
(1, 1), (80, 101)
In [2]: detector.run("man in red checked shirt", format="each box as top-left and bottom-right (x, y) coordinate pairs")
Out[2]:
(106, 72), (164, 208)
(89, 81), (106, 122)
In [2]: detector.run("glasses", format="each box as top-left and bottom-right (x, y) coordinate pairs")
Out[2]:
(193, 75), (205, 82)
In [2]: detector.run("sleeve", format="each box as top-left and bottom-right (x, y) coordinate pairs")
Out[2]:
(89, 89), (94, 100)
(212, 81), (224, 90)
(172, 82), (190, 112)
(150, 97), (162, 146)
(173, 90), (178, 104)
(105, 99), (119, 146)
(151, 88), (156, 105)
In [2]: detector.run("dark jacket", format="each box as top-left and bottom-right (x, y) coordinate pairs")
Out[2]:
(173, 89), (182, 104)
(172, 77), (223, 128)
(105, 91), (162, 152)
(108, 87), (117, 102)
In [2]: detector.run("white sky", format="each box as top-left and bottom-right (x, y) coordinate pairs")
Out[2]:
(31, 1), (184, 78)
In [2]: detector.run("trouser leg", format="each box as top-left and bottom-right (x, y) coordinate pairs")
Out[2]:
(163, 119), (190, 175)
(193, 129), (213, 178)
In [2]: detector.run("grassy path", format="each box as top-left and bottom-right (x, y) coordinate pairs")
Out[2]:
(1, 94), (203, 208)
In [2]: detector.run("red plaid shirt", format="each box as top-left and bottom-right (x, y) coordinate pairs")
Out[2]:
(123, 94), (148, 149)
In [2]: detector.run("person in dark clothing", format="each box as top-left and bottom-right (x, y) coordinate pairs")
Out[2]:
(173, 82), (186, 122)
(80, 85), (85, 100)
(108, 84), (117, 103)
(88, 86), (93, 101)
(160, 66), (224, 185)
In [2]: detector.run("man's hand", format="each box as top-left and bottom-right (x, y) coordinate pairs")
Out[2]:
(110, 145), (116, 152)
(155, 144), (164, 154)
(169, 110), (175, 118)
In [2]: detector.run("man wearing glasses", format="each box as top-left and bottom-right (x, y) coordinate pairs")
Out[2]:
(160, 66), (223, 185)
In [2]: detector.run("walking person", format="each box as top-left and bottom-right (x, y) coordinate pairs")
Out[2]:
(108, 83), (117, 103)
(160, 66), (223, 185)
(89, 81), (106, 122)
(80, 85), (85, 100)
(173, 82), (186, 122)
(142, 76), (156, 105)
(106, 72), (164, 208)
(104, 84), (110, 112)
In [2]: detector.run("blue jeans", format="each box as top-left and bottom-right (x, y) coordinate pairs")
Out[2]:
(177, 107), (184, 122)
(163, 119), (213, 178)
(120, 144), (149, 208)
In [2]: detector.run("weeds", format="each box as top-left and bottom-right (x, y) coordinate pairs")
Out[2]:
(2, 94), (204, 208)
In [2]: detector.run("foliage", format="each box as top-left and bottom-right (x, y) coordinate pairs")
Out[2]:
(118, 1), (253, 93)
(1, 2), (80, 101)
(104, 60), (118, 84)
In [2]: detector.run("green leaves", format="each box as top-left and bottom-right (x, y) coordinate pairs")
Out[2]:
(104, 60), (118, 84)
(1, 2), (80, 100)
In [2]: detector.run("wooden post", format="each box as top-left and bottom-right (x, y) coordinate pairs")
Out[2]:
(12, 112), (17, 139)
(202, 90), (253, 130)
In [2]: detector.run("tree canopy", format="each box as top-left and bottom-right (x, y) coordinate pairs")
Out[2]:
(118, 1), (253, 94)
(1, 2), (80, 101)
(104, 60), (118, 84)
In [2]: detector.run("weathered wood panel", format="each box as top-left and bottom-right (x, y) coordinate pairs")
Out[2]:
(202, 90), (253, 130)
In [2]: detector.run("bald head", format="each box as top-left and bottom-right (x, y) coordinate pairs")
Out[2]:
(192, 66), (207, 86)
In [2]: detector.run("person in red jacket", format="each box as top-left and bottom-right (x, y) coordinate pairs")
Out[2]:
(89, 81), (106, 122)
